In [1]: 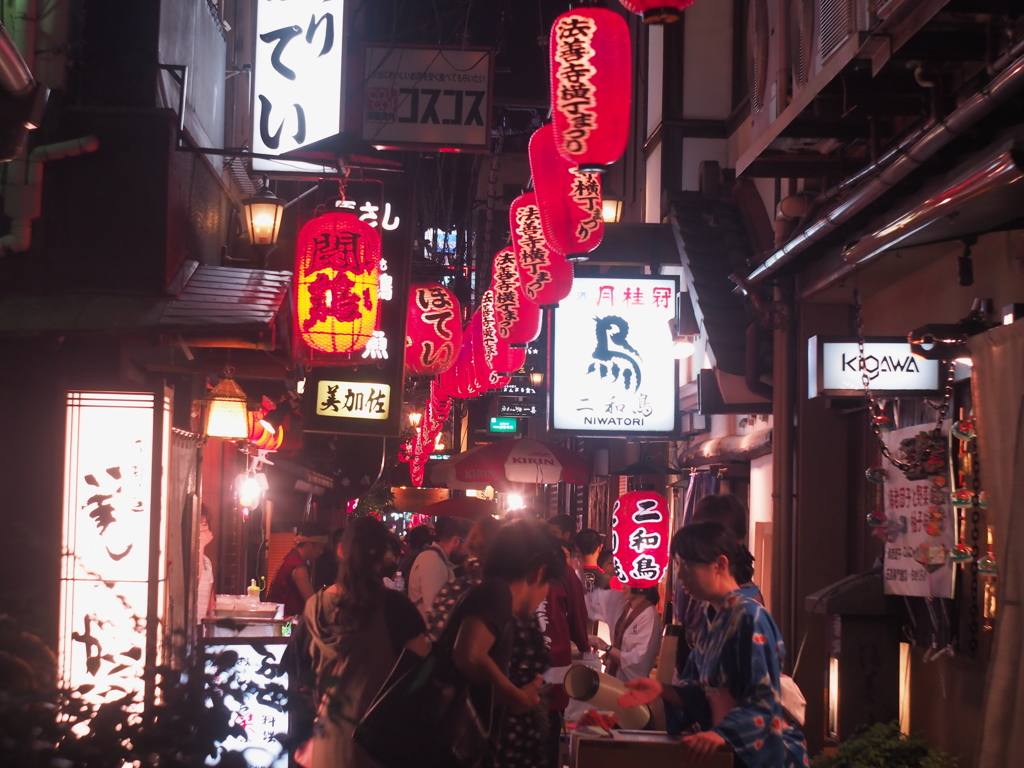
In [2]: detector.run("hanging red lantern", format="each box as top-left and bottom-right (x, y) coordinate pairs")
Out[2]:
(405, 282), (463, 375)
(478, 291), (527, 377)
(619, 0), (699, 24)
(611, 490), (670, 588)
(490, 249), (542, 348)
(295, 212), (381, 355)
(510, 192), (576, 308)
(529, 123), (604, 261)
(454, 325), (485, 399)
(549, 7), (631, 173)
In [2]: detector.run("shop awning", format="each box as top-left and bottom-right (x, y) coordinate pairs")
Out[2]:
(0, 262), (291, 347)
(677, 428), (772, 467)
(666, 192), (757, 380)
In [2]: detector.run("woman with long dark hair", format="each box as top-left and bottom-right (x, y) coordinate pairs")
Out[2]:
(618, 521), (807, 768)
(304, 516), (429, 768)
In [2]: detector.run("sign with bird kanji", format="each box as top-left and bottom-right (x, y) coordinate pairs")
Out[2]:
(550, 276), (678, 435)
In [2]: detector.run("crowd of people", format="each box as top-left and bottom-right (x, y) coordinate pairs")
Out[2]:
(262, 495), (807, 768)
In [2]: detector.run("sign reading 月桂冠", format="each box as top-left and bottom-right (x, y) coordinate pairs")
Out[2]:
(550, 277), (678, 435)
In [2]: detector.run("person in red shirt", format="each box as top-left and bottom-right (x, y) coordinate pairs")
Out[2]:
(267, 522), (329, 617)
(538, 543), (591, 767)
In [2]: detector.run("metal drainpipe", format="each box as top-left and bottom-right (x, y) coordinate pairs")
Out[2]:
(771, 278), (798, 650)
(739, 39), (1024, 288)
(0, 136), (100, 256)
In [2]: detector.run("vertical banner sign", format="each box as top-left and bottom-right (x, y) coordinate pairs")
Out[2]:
(611, 491), (670, 588)
(882, 425), (954, 598)
(551, 276), (678, 435)
(60, 392), (169, 724)
(253, 0), (346, 173)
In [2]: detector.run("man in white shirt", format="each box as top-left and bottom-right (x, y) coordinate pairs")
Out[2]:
(408, 516), (472, 619)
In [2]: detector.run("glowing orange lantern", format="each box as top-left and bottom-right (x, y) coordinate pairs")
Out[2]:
(405, 282), (463, 375)
(611, 490), (670, 588)
(247, 408), (284, 451)
(510, 192), (575, 308)
(549, 7), (631, 173)
(620, 0), (699, 24)
(295, 212), (381, 355)
(490, 249), (542, 348)
(529, 123), (604, 261)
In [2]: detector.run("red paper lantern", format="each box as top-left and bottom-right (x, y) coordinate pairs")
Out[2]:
(611, 491), (670, 588)
(490, 248), (542, 348)
(529, 124), (604, 261)
(479, 291), (527, 377)
(405, 282), (463, 375)
(619, 0), (699, 24)
(549, 7), (632, 172)
(510, 193), (575, 308)
(247, 408), (284, 451)
(295, 212), (381, 355)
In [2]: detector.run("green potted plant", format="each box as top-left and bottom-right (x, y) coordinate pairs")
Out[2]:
(812, 721), (958, 768)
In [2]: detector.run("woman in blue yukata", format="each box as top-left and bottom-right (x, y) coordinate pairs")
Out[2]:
(618, 521), (809, 768)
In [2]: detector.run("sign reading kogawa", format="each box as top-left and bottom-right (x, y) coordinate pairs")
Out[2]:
(315, 380), (391, 421)
(808, 336), (941, 398)
(253, 0), (345, 173)
(361, 45), (492, 151)
(551, 277), (678, 435)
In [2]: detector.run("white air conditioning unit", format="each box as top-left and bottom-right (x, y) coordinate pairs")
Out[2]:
(748, 0), (787, 141)
(738, 0), (871, 175)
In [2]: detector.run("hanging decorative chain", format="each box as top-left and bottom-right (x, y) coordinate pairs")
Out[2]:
(854, 289), (955, 476)
(967, 438), (981, 657)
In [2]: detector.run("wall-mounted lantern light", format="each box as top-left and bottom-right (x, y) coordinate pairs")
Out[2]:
(242, 177), (285, 258)
(203, 369), (251, 440)
(601, 198), (623, 223)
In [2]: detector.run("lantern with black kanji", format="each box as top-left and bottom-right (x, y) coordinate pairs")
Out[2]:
(620, 0), (699, 24)
(510, 192), (576, 308)
(529, 123), (604, 261)
(405, 282), (463, 375)
(549, 7), (632, 173)
(477, 293), (526, 378)
(295, 212), (381, 355)
(490, 248), (542, 348)
(611, 490), (670, 588)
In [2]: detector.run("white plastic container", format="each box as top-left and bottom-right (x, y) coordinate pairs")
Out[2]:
(563, 665), (652, 730)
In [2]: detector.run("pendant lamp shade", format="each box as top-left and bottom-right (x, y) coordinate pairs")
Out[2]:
(510, 192), (575, 308)
(491, 248), (542, 348)
(529, 123), (605, 261)
(203, 375), (250, 440)
(549, 7), (632, 173)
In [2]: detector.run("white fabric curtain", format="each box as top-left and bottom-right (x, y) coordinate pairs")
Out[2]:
(166, 429), (199, 667)
(969, 321), (1024, 768)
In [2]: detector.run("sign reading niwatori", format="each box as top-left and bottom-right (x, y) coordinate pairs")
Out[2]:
(550, 276), (678, 435)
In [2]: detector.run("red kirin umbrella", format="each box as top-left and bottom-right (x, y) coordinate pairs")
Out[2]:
(452, 438), (590, 487)
(416, 496), (498, 519)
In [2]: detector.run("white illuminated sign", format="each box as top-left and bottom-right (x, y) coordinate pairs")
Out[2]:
(315, 380), (391, 420)
(808, 336), (941, 398)
(362, 45), (491, 150)
(253, 0), (346, 173)
(204, 641), (290, 768)
(60, 391), (169, 723)
(551, 277), (678, 434)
